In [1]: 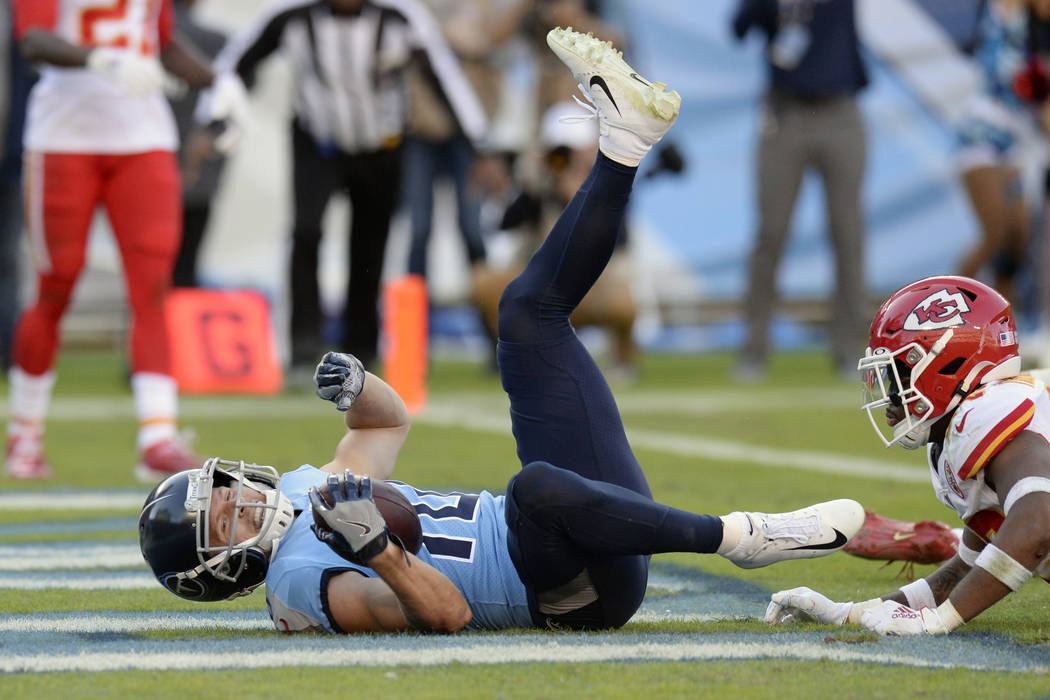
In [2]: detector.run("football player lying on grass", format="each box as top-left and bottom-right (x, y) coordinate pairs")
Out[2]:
(138, 28), (865, 634)
(767, 276), (1050, 636)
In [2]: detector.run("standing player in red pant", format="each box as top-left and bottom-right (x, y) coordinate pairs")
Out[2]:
(7, 0), (248, 481)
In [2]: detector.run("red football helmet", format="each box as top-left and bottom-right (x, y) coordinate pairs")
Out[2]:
(859, 276), (1021, 448)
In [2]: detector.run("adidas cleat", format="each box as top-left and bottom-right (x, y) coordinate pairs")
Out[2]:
(546, 26), (681, 167)
(721, 498), (865, 569)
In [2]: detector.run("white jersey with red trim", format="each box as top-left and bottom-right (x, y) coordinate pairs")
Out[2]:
(16, 0), (177, 154)
(928, 375), (1050, 542)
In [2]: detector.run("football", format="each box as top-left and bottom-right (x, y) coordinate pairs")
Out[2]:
(315, 477), (423, 555)
(371, 479), (423, 555)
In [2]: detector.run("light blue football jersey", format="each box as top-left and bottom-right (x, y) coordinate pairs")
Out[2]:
(265, 465), (531, 633)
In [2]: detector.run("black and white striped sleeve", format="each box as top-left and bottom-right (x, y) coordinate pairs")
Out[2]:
(380, 0), (488, 144)
(213, 0), (313, 87)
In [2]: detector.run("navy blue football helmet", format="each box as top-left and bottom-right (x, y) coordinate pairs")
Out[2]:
(138, 457), (295, 601)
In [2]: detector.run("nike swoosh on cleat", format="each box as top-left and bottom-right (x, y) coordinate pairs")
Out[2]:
(630, 72), (650, 86)
(892, 532), (917, 541)
(335, 518), (374, 536)
(588, 75), (621, 115)
(786, 529), (848, 551)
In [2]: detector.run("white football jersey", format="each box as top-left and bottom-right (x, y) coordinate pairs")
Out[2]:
(16, 0), (178, 153)
(930, 375), (1050, 553)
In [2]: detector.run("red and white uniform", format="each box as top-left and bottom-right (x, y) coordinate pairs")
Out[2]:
(14, 0), (177, 153)
(929, 375), (1050, 579)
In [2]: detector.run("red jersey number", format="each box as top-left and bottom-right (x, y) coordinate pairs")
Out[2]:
(80, 0), (163, 55)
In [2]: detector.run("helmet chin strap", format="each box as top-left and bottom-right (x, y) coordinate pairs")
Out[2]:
(895, 353), (1021, 450)
(895, 421), (931, 450)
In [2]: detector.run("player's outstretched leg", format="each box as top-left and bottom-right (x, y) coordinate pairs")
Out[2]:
(546, 27), (681, 168)
(717, 499), (865, 569)
(497, 29), (680, 494)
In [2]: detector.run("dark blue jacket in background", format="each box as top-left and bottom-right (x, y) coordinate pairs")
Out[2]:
(2, 34), (33, 187)
(732, 0), (868, 99)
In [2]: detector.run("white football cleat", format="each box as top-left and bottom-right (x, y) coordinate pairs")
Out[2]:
(721, 499), (865, 569)
(546, 26), (681, 167)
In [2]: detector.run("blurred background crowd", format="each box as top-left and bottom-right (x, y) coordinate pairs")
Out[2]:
(5, 0), (1050, 406)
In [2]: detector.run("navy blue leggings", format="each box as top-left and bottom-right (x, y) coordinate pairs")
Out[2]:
(499, 154), (723, 629)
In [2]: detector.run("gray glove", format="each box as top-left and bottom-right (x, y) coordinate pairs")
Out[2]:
(314, 352), (365, 411)
(309, 471), (389, 565)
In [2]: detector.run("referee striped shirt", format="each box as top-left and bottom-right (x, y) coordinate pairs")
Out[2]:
(215, 0), (487, 154)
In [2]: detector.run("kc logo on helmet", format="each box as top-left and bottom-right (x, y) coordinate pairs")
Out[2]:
(903, 289), (971, 331)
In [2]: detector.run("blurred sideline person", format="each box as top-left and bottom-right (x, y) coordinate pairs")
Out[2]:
(207, 0), (488, 379)
(402, 0), (535, 284)
(5, 0), (248, 481)
(954, 0), (1050, 306)
(138, 28), (865, 634)
(767, 275), (1050, 636)
(471, 99), (639, 380)
(523, 0), (624, 116)
(0, 0), (33, 373)
(731, 0), (869, 382)
(169, 0), (229, 288)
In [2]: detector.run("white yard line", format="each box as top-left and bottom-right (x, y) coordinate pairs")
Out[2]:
(0, 542), (143, 570)
(0, 492), (148, 510)
(0, 612), (267, 633)
(0, 572), (158, 590)
(1, 638), (1041, 674)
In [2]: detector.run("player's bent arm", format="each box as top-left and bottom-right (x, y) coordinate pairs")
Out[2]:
(160, 34), (214, 89)
(326, 544), (472, 633)
(878, 553), (974, 609)
(322, 372), (411, 480)
(943, 431), (1050, 622)
(19, 29), (91, 66)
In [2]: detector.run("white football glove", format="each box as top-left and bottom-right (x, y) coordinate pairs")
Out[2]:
(314, 351), (366, 411)
(196, 72), (252, 153)
(859, 600), (951, 636)
(766, 586), (853, 626)
(86, 48), (166, 96)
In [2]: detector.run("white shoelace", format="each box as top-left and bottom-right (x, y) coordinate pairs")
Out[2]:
(760, 512), (820, 543)
(561, 85), (599, 125)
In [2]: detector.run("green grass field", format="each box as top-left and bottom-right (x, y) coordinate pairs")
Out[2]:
(2, 349), (1049, 698)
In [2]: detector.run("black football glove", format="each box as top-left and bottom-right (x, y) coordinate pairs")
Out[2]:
(309, 471), (389, 565)
(314, 352), (366, 411)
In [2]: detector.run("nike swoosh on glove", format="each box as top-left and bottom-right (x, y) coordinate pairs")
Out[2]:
(309, 471), (389, 565)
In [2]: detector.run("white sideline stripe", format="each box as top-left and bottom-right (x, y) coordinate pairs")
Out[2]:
(1, 640), (1032, 674)
(0, 573), (158, 590)
(0, 543), (143, 570)
(0, 612), (723, 631)
(0, 390), (857, 422)
(625, 429), (929, 484)
(419, 403), (927, 484)
(0, 492), (147, 510)
(0, 391), (923, 498)
(0, 565), (695, 592)
(0, 614), (267, 633)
